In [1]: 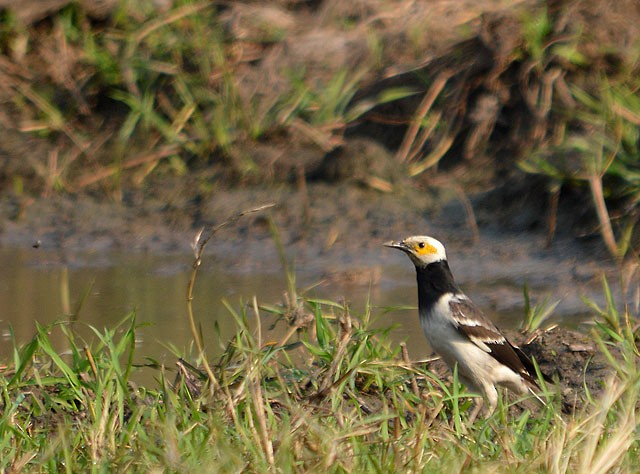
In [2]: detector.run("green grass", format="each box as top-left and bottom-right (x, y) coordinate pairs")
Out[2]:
(1, 274), (639, 472)
(519, 282), (559, 335)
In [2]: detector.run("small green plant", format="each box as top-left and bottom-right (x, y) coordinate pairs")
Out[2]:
(519, 282), (559, 334)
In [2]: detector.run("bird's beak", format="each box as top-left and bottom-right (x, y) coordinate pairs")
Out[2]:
(384, 240), (410, 252)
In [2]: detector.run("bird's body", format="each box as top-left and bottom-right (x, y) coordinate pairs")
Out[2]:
(386, 235), (550, 415)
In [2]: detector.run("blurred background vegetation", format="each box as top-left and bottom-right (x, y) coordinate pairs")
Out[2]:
(1, 0), (640, 257)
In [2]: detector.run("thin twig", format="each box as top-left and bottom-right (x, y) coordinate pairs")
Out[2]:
(186, 203), (275, 392)
(401, 343), (420, 398)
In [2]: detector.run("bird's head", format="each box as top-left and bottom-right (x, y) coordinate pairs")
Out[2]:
(384, 235), (447, 267)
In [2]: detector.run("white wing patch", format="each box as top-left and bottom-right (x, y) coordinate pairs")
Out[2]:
(446, 294), (511, 351)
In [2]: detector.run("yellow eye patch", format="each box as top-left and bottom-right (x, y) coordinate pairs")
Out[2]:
(414, 242), (437, 255)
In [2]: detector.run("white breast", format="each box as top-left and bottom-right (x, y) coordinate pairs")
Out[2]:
(420, 293), (528, 395)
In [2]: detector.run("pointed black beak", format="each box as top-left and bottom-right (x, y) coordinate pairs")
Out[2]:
(384, 240), (410, 253)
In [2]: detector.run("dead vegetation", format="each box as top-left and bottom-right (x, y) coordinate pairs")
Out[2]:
(1, 0), (640, 256)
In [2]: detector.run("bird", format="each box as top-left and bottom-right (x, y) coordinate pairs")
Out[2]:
(385, 235), (552, 417)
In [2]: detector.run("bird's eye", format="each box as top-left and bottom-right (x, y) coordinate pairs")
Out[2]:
(418, 242), (425, 249)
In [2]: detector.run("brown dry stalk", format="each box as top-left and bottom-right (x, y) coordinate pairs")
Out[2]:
(249, 299), (276, 468)
(401, 343), (420, 398)
(546, 186), (560, 248)
(249, 373), (275, 468)
(322, 310), (352, 391)
(289, 118), (343, 152)
(16, 82), (87, 149)
(396, 71), (451, 164)
(611, 102), (640, 126)
(412, 401), (429, 467)
(408, 134), (455, 176)
(588, 175), (619, 259)
(84, 346), (99, 379)
(408, 110), (442, 162)
(71, 145), (180, 190)
(132, 1), (212, 48)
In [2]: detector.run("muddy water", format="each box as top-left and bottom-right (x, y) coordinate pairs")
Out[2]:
(0, 247), (548, 381)
(0, 248), (416, 356)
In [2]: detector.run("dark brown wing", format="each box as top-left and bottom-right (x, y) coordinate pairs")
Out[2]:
(512, 345), (553, 384)
(449, 296), (549, 387)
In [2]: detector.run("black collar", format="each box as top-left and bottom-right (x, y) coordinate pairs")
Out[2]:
(416, 260), (459, 312)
